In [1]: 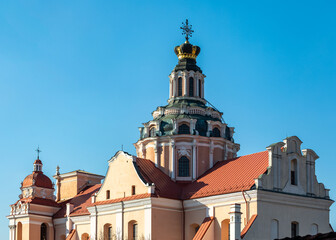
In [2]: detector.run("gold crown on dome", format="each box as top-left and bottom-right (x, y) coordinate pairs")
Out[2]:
(174, 41), (201, 60)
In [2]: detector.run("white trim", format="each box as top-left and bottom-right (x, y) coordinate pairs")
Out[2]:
(144, 204), (152, 239)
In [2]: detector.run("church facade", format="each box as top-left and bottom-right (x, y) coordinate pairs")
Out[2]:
(7, 22), (333, 240)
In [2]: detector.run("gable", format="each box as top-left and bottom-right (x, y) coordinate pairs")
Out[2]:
(95, 151), (150, 202)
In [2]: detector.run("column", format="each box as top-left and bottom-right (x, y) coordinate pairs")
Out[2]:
(192, 139), (197, 179)
(172, 78), (176, 97)
(183, 76), (187, 96)
(171, 140), (176, 179)
(229, 204), (242, 240)
(209, 140), (214, 168)
(9, 225), (16, 240)
(154, 141), (159, 167)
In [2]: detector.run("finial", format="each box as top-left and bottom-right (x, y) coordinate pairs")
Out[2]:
(36, 146), (42, 159)
(56, 165), (60, 175)
(180, 19), (194, 42)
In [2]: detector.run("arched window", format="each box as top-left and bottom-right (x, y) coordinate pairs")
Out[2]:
(128, 221), (138, 240)
(40, 223), (47, 240)
(81, 233), (90, 240)
(189, 77), (194, 97)
(106, 190), (110, 199)
(291, 221), (299, 237)
(271, 219), (279, 240)
(178, 77), (182, 96)
(198, 79), (202, 97)
(149, 127), (156, 137)
(104, 224), (113, 240)
(212, 127), (221, 137)
(17, 222), (22, 240)
(196, 120), (207, 136)
(221, 219), (230, 240)
(291, 159), (298, 185)
(178, 124), (190, 134)
(311, 223), (318, 235)
(132, 185), (136, 195)
(178, 156), (190, 177)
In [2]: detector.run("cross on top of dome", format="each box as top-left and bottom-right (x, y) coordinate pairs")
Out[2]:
(36, 146), (41, 160)
(180, 19), (194, 42)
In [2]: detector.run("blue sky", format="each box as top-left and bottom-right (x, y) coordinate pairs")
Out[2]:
(1, 0), (335, 238)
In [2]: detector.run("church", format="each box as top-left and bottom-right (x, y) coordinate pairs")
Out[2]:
(7, 21), (334, 240)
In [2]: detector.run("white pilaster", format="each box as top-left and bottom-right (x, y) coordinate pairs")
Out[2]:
(209, 140), (214, 168)
(66, 203), (74, 236)
(154, 141), (158, 167)
(311, 162), (315, 194)
(229, 204), (242, 240)
(171, 140), (176, 179)
(192, 139), (197, 179)
(116, 209), (123, 239)
(9, 225), (15, 240)
(144, 204), (152, 239)
(90, 210), (97, 240)
(184, 75), (187, 96)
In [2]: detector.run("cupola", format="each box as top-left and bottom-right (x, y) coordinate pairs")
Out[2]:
(20, 148), (55, 200)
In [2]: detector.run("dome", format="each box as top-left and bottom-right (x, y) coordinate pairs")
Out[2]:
(22, 172), (53, 189)
(34, 159), (42, 164)
(173, 41), (202, 73)
(174, 41), (201, 60)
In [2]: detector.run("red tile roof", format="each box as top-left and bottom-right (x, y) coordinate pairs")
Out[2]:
(15, 197), (59, 207)
(54, 184), (101, 218)
(241, 214), (258, 239)
(135, 158), (182, 199)
(66, 229), (76, 240)
(192, 217), (214, 240)
(22, 172), (53, 189)
(182, 151), (269, 199)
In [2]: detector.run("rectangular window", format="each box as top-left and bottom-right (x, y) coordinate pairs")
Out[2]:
(132, 185), (136, 195)
(106, 190), (110, 199)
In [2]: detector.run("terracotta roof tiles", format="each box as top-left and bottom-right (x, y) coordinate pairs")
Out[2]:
(241, 214), (258, 239)
(54, 184), (101, 218)
(192, 217), (214, 240)
(182, 151), (269, 199)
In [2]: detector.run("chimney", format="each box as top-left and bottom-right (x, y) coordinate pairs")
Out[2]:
(229, 203), (242, 240)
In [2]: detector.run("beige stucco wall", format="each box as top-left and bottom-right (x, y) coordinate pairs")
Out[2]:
(152, 208), (183, 240)
(96, 152), (149, 202)
(75, 222), (91, 240)
(198, 146), (209, 176)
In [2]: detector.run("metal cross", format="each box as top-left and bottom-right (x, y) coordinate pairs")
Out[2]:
(36, 146), (42, 159)
(180, 19), (194, 41)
